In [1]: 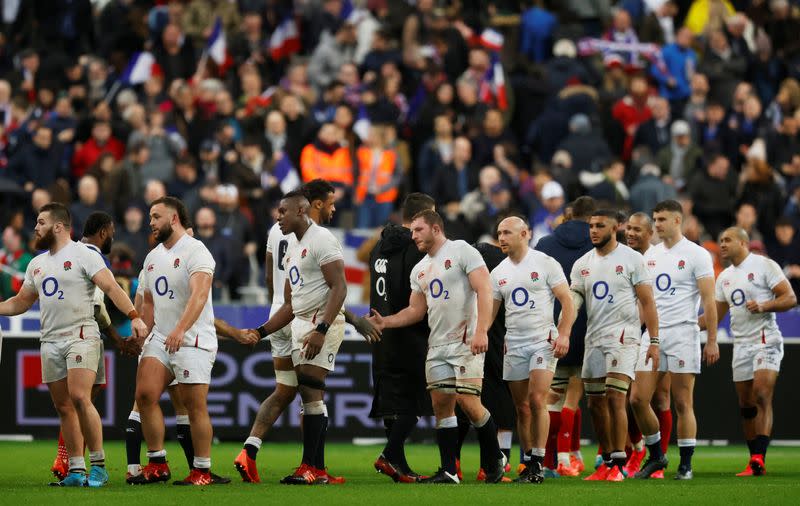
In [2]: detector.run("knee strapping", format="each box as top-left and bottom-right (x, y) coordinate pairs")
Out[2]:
(606, 377), (630, 394)
(427, 382), (457, 394)
(740, 406), (758, 420)
(455, 382), (482, 396)
(297, 373), (326, 391)
(551, 376), (570, 390)
(303, 400), (325, 415)
(584, 382), (606, 396)
(274, 370), (298, 387)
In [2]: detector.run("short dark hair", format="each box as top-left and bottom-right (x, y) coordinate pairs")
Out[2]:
(40, 202), (71, 228)
(571, 196), (597, 220)
(303, 179), (335, 204)
(402, 193), (435, 222)
(83, 211), (114, 237)
(775, 216), (795, 228)
(592, 208), (621, 222)
(412, 209), (445, 230)
(653, 199), (683, 215)
(151, 196), (190, 229)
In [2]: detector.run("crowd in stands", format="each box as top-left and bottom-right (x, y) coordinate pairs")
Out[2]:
(1, 0), (800, 303)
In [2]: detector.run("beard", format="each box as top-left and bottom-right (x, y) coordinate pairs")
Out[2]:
(101, 236), (113, 255)
(593, 232), (613, 250)
(154, 223), (174, 243)
(35, 228), (55, 251)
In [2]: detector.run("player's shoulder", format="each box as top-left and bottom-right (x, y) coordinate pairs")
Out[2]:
(679, 238), (711, 258)
(310, 223), (339, 243)
(492, 256), (513, 275)
(449, 239), (474, 252)
(617, 243), (645, 262)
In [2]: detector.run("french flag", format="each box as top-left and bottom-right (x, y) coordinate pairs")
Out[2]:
(207, 17), (232, 72)
(479, 28), (504, 52)
(272, 152), (302, 194)
(353, 103), (371, 141)
(491, 54), (508, 110)
(120, 52), (158, 85)
(269, 16), (301, 61)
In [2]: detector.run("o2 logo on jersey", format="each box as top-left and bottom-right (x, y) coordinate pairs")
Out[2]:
(511, 287), (536, 309)
(655, 274), (676, 295)
(41, 277), (64, 299)
(730, 288), (746, 307)
(374, 259), (388, 301)
(277, 240), (288, 271)
(154, 276), (175, 299)
(429, 279), (450, 299)
(592, 281), (614, 303)
(289, 266), (304, 287)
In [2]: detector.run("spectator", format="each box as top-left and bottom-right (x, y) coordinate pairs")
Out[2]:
(656, 120), (703, 187)
(767, 216), (800, 296)
(651, 27), (697, 112)
(194, 206), (232, 301)
(115, 205), (151, 270)
(430, 136), (478, 207)
(263, 110), (302, 168)
(71, 120), (125, 179)
(417, 114), (454, 194)
(215, 184), (255, 300)
(767, 113), (800, 173)
(556, 113), (613, 177)
(689, 153), (737, 238)
(546, 39), (592, 93)
(168, 156), (204, 215)
(520, 2), (558, 64)
(639, 1), (679, 44)
(7, 126), (68, 192)
(612, 74), (653, 160)
(153, 23), (196, 84)
(685, 0), (735, 37)
(0, 226), (33, 300)
(354, 125), (402, 228)
(684, 73), (710, 128)
(588, 159), (630, 206)
(699, 29), (747, 108)
(531, 181), (566, 245)
(127, 110), (180, 189)
(738, 156), (785, 243)
(630, 163), (678, 213)
(697, 100), (736, 160)
(308, 21), (357, 93)
(734, 202), (765, 245)
(300, 123), (354, 204)
(182, 0), (241, 51)
(471, 108), (515, 168)
(70, 175), (107, 238)
(634, 96), (673, 156)
(461, 165), (514, 239)
(603, 9), (645, 70)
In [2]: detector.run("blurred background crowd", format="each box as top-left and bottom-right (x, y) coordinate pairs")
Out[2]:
(0, 0), (799, 307)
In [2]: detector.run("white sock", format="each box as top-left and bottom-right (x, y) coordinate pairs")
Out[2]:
(146, 449), (167, 459)
(89, 450), (105, 467)
(193, 456), (211, 470)
(68, 456), (86, 473)
(558, 451), (571, 466)
(497, 431), (512, 450)
(436, 416), (458, 429)
(570, 450), (583, 460)
(634, 439), (644, 451)
(532, 448), (546, 458)
(176, 414), (190, 426)
(127, 464), (142, 476)
(644, 432), (662, 446)
(677, 438), (697, 447)
(128, 411), (141, 422)
(244, 436), (262, 449)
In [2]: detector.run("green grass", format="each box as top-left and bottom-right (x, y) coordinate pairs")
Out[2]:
(0, 441), (797, 504)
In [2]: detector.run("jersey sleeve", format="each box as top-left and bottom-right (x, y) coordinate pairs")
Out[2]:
(490, 268), (503, 301)
(460, 243), (486, 274)
(763, 258), (788, 290)
(410, 265), (423, 293)
(694, 248), (715, 280)
(136, 270), (146, 297)
(714, 275), (726, 302)
(82, 246), (109, 280)
(315, 230), (344, 266)
(569, 259), (585, 295)
(630, 252), (652, 286)
(187, 244), (216, 276)
(22, 259), (36, 292)
(545, 256), (567, 288)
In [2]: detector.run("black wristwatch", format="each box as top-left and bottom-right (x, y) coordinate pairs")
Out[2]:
(257, 325), (269, 338)
(315, 322), (330, 335)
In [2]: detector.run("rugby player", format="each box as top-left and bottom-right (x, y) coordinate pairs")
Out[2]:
(367, 210), (506, 484)
(491, 216), (576, 483)
(702, 227), (796, 476)
(570, 210), (659, 482)
(0, 203), (147, 487)
(630, 201), (719, 480)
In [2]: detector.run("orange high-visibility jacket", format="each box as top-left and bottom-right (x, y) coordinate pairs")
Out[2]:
(354, 147), (399, 204)
(300, 143), (354, 185)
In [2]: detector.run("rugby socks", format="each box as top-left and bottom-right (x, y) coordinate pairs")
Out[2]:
(68, 456), (86, 475)
(601, 452), (612, 469)
(746, 439), (756, 456)
(498, 430), (512, 464)
(383, 415), (417, 472)
(147, 449), (167, 464)
(473, 410), (502, 472)
(435, 416), (459, 475)
(193, 457), (211, 475)
(57, 431), (68, 462)
(126, 411), (143, 470)
(628, 417), (643, 451)
(456, 411), (471, 460)
(657, 409), (673, 454)
(753, 434), (770, 458)
(244, 436), (262, 460)
(611, 450), (627, 471)
(301, 401), (325, 467)
(644, 432), (664, 459)
(531, 447), (546, 467)
(175, 415), (194, 469)
(678, 439), (696, 469)
(546, 411), (560, 469)
(570, 408), (582, 456)
(314, 405), (329, 470)
(89, 450), (105, 468)
(558, 407), (576, 467)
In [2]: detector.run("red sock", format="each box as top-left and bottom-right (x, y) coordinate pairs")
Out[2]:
(57, 431), (67, 459)
(571, 408), (582, 452)
(558, 408), (575, 454)
(628, 417), (642, 447)
(657, 409), (673, 454)
(546, 411), (561, 468)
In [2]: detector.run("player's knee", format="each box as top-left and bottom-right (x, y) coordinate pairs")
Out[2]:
(135, 388), (159, 407)
(69, 390), (92, 409)
(753, 387), (772, 406)
(583, 381), (606, 402)
(515, 400), (531, 419)
(673, 397), (692, 415)
(529, 391), (547, 411)
(296, 372), (326, 392)
(652, 391), (670, 411)
(273, 383), (298, 404)
(52, 397), (75, 417)
(629, 388), (649, 409)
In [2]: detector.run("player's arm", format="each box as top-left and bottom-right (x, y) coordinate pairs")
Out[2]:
(636, 282), (660, 371)
(697, 276), (720, 365)
(369, 290), (427, 330)
(301, 259), (347, 360)
(468, 265), (493, 355)
(491, 298), (502, 322)
(747, 280), (797, 313)
(265, 251), (274, 302)
(0, 286), (38, 315)
(256, 279), (295, 337)
(215, 317), (260, 346)
(344, 308), (381, 343)
(164, 271), (213, 352)
(552, 282), (575, 359)
(699, 300), (728, 330)
(92, 268), (148, 340)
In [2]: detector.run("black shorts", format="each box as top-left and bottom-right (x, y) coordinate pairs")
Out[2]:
(481, 371), (516, 430)
(370, 370), (432, 418)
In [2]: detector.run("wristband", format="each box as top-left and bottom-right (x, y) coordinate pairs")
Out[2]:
(315, 322), (330, 335)
(257, 325), (269, 338)
(128, 309), (139, 320)
(650, 336), (660, 345)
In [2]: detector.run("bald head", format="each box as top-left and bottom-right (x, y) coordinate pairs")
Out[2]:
(497, 215), (531, 258)
(719, 226), (750, 263)
(725, 226), (750, 243)
(626, 212), (653, 254)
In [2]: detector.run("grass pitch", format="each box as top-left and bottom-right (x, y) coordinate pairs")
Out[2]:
(0, 441), (797, 505)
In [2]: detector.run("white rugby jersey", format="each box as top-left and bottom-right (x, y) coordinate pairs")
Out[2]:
(491, 248), (567, 348)
(84, 243), (107, 311)
(266, 222), (297, 316)
(283, 222), (344, 320)
(141, 233), (217, 351)
(23, 241), (107, 342)
(570, 243), (651, 342)
(645, 238), (714, 328)
(715, 253), (787, 344)
(410, 240), (486, 347)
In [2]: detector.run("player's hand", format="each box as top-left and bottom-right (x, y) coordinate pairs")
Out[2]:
(119, 338), (142, 357)
(354, 316), (381, 343)
(302, 330), (325, 360)
(235, 328), (261, 347)
(165, 328), (184, 353)
(365, 309), (385, 332)
(703, 340), (720, 365)
(470, 331), (489, 355)
(645, 344), (660, 371)
(553, 334), (570, 359)
(745, 300), (764, 313)
(131, 317), (148, 341)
